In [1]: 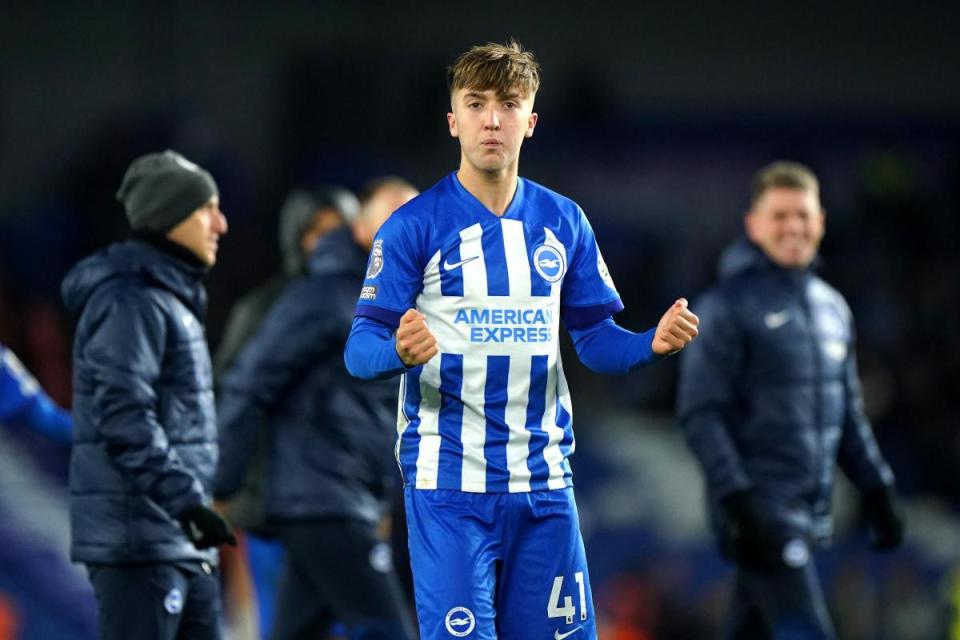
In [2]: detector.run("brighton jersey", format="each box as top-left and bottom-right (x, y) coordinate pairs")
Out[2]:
(355, 173), (623, 493)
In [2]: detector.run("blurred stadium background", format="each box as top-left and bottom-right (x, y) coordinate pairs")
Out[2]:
(1, 3), (958, 638)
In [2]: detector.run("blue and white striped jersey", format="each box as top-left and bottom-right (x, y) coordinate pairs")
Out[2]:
(355, 173), (623, 493)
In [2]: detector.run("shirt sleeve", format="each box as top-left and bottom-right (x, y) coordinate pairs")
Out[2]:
(568, 318), (661, 374)
(354, 213), (425, 327)
(0, 345), (73, 444)
(560, 207), (624, 329)
(344, 316), (409, 380)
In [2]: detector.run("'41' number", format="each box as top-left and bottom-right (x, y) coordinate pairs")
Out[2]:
(547, 572), (587, 624)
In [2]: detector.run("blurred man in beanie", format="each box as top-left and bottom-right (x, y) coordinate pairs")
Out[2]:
(213, 184), (359, 639)
(62, 150), (235, 640)
(677, 161), (905, 639)
(215, 177), (418, 640)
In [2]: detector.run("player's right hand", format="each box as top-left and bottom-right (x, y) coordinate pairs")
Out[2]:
(395, 309), (438, 366)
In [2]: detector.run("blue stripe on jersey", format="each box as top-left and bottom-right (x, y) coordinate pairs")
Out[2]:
(398, 367), (423, 486)
(439, 245), (465, 298)
(482, 355), (511, 492)
(524, 225), (553, 298)
(482, 222), (510, 297)
(525, 355), (551, 490)
(436, 354), (465, 488)
(557, 399), (574, 462)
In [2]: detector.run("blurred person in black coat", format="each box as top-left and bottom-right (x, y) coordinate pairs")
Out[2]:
(676, 161), (905, 640)
(215, 177), (418, 640)
(61, 150), (235, 640)
(213, 184), (359, 639)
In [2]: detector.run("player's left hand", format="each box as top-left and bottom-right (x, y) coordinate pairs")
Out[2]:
(652, 298), (699, 355)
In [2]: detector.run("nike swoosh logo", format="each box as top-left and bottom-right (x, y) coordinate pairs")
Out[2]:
(764, 310), (791, 329)
(555, 626), (581, 640)
(442, 255), (479, 271)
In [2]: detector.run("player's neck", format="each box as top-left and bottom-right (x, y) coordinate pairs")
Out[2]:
(457, 162), (518, 217)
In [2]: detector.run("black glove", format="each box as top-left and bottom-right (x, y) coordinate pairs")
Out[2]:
(176, 504), (237, 550)
(720, 490), (794, 572)
(861, 487), (905, 551)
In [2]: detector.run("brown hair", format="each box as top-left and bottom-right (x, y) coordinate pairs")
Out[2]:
(447, 39), (540, 99)
(751, 161), (819, 205)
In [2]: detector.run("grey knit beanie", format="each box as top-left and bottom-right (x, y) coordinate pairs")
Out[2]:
(116, 150), (219, 233)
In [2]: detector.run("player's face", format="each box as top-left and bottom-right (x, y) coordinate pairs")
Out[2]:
(448, 87), (537, 175)
(166, 195), (228, 266)
(746, 187), (824, 269)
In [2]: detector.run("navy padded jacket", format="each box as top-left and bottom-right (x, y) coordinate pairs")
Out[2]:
(215, 227), (399, 525)
(62, 239), (217, 564)
(677, 238), (894, 543)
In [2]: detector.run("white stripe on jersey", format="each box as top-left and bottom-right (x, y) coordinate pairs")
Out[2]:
(457, 223), (490, 491)
(413, 250), (443, 489)
(459, 223), (487, 298)
(541, 350), (567, 490)
(501, 219), (535, 492)
(505, 355), (533, 492)
(414, 359), (443, 490)
(501, 219), (531, 297)
(459, 352), (488, 492)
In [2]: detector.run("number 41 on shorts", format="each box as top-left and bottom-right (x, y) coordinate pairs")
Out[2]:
(548, 572), (588, 625)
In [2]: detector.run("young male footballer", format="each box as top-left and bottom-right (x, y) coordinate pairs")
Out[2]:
(345, 41), (699, 640)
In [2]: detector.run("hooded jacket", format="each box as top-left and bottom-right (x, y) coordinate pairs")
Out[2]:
(214, 226), (399, 524)
(676, 237), (894, 543)
(211, 190), (357, 532)
(62, 238), (217, 564)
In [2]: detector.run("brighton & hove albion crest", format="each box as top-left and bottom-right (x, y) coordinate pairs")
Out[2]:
(533, 243), (566, 283)
(445, 606), (476, 637)
(366, 239), (384, 279)
(164, 588), (184, 614)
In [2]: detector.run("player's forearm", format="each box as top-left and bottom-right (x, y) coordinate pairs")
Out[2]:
(344, 316), (408, 380)
(568, 318), (661, 374)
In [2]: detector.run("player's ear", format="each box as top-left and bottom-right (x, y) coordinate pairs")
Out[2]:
(525, 112), (538, 138)
(447, 112), (458, 138)
(744, 209), (759, 241)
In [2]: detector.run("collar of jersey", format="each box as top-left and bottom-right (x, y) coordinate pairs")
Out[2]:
(449, 172), (526, 221)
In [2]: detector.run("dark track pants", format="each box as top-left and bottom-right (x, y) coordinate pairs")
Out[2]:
(271, 519), (416, 640)
(88, 561), (222, 640)
(723, 560), (836, 640)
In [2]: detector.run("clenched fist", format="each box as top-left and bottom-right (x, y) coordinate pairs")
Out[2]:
(652, 298), (699, 355)
(395, 309), (439, 366)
